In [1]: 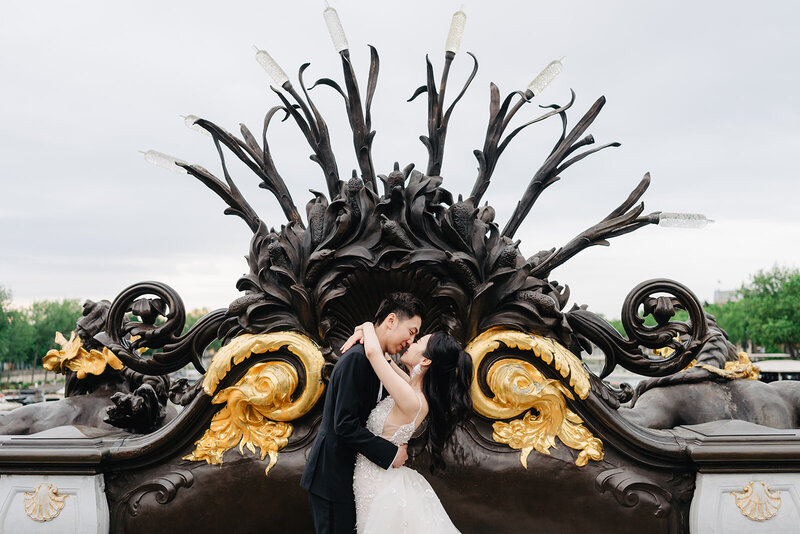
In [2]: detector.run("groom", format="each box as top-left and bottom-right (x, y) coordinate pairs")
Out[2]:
(301, 292), (424, 534)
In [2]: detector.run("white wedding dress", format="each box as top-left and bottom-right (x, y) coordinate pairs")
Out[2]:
(353, 395), (460, 533)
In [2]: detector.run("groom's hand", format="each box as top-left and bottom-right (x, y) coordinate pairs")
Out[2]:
(391, 444), (408, 468)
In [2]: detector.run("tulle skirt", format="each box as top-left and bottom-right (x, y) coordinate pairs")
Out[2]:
(355, 457), (460, 534)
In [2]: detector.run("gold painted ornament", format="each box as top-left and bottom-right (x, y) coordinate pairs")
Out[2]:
(42, 331), (123, 379)
(699, 352), (760, 381)
(731, 481), (782, 521)
(203, 332), (325, 402)
(23, 483), (67, 522)
(487, 360), (603, 467)
(465, 328), (602, 468)
(186, 332), (325, 475)
(466, 327), (590, 414)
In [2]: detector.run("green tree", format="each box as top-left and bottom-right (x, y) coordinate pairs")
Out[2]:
(0, 290), (83, 383)
(0, 288), (35, 383)
(0, 286), (11, 350)
(5, 312), (35, 365)
(740, 266), (800, 356)
(704, 299), (750, 349)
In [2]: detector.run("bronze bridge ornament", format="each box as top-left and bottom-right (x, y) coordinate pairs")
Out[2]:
(6, 6), (800, 534)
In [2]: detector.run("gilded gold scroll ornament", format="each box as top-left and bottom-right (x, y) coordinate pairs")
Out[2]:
(186, 332), (325, 475)
(24, 483), (67, 522)
(42, 331), (123, 379)
(466, 327), (590, 409)
(465, 329), (603, 468)
(731, 481), (781, 521)
(699, 352), (760, 381)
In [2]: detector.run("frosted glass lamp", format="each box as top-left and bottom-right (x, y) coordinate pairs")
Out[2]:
(255, 49), (289, 86)
(527, 57), (565, 96)
(445, 9), (467, 54)
(657, 212), (714, 229)
(141, 150), (188, 173)
(323, 4), (349, 52)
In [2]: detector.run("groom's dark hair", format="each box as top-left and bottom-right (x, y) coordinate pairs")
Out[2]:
(373, 292), (424, 324)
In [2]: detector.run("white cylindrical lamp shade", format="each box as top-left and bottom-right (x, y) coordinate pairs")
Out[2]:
(527, 57), (565, 96)
(323, 6), (349, 52)
(445, 10), (467, 53)
(255, 50), (289, 86)
(142, 150), (189, 173)
(657, 213), (713, 229)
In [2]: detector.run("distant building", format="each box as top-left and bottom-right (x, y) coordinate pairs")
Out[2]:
(713, 289), (741, 304)
(756, 360), (800, 383)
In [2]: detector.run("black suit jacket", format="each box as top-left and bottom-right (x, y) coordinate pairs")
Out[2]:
(300, 344), (398, 502)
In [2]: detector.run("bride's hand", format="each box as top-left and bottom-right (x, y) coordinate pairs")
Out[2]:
(340, 325), (366, 354)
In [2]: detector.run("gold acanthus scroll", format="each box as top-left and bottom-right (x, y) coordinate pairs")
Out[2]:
(185, 332), (325, 476)
(465, 328), (603, 468)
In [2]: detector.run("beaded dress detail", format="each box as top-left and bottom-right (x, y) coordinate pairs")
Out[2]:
(354, 395), (460, 533)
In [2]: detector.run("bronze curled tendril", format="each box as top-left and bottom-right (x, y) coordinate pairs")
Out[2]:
(502, 94), (622, 239)
(186, 116), (303, 228)
(310, 47), (380, 191)
(339, 48), (377, 188)
(566, 279), (718, 379)
(177, 156), (262, 233)
(95, 281), (225, 375)
(272, 65), (342, 199)
(110, 469), (195, 531)
(469, 88), (576, 210)
(407, 51), (479, 177)
(529, 173), (660, 279)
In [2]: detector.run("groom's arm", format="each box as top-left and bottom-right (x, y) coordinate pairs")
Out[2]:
(333, 349), (399, 470)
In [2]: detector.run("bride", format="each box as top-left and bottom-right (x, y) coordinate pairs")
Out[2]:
(341, 323), (473, 533)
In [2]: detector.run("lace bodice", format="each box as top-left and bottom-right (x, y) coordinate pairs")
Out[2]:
(366, 396), (420, 446)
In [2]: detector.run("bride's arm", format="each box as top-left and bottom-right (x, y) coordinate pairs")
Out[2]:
(387, 359), (410, 382)
(360, 323), (420, 417)
(341, 327), (411, 382)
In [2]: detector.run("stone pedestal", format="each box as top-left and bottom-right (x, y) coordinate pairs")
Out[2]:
(690, 473), (800, 533)
(0, 474), (108, 534)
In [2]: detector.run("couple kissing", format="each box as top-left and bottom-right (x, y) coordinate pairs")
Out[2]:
(301, 292), (473, 533)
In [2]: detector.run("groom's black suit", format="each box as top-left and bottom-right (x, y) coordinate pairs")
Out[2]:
(301, 344), (398, 533)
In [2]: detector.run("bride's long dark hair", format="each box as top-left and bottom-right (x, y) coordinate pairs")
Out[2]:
(421, 332), (473, 473)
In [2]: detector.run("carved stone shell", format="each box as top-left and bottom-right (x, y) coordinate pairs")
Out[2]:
(731, 481), (782, 521)
(23, 483), (67, 522)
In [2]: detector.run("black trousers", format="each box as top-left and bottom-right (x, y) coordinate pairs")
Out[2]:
(308, 492), (356, 534)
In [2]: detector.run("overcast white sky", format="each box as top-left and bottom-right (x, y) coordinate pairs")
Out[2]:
(2, 0), (799, 318)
